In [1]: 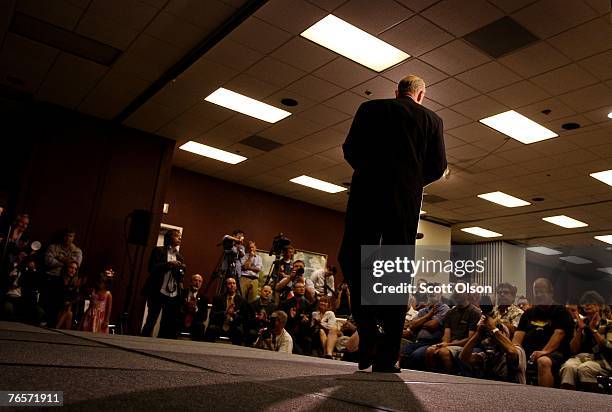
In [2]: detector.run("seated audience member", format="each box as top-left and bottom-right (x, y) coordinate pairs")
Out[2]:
(276, 260), (315, 305)
(246, 308), (270, 347)
(141, 229), (186, 339)
(55, 260), (81, 329)
(44, 228), (83, 277)
(560, 291), (612, 392)
(1, 213), (31, 266)
(79, 270), (113, 334)
(400, 286), (450, 370)
(425, 289), (481, 373)
(459, 298), (526, 383)
(336, 318), (359, 361)
(251, 285), (276, 316)
(413, 278), (429, 309)
(311, 265), (336, 298)
(281, 281), (312, 355)
(2, 253), (43, 323)
(255, 310), (293, 354)
(491, 283), (524, 337)
(334, 281), (351, 317)
(177, 274), (208, 340)
(512, 277), (573, 387)
(204, 277), (246, 345)
(239, 240), (262, 303)
(517, 295), (531, 312)
(312, 297), (339, 358)
(405, 295), (419, 324)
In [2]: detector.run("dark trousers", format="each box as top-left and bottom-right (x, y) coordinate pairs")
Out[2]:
(141, 293), (179, 339)
(204, 324), (244, 345)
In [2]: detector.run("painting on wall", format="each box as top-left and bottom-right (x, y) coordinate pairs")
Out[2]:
(257, 249), (328, 285)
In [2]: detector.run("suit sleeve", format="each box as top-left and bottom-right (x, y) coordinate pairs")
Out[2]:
(423, 116), (447, 186)
(343, 103), (370, 171)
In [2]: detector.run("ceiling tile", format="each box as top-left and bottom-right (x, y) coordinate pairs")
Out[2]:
(36, 52), (108, 109)
(425, 78), (480, 106)
(422, 0), (503, 37)
(262, 89), (317, 115)
(313, 57), (376, 89)
(145, 12), (211, 50)
(450, 95), (509, 120)
(185, 100), (234, 124)
(583, 106), (612, 124)
(531, 63), (599, 94)
(582, 0), (611, 13)
(178, 58), (239, 96)
(87, 0), (159, 31)
(443, 133), (469, 149)
(290, 128), (346, 152)
(318, 145), (345, 163)
(498, 41), (571, 78)
(548, 16), (612, 60)
(379, 15), (454, 57)
(420, 40), (491, 75)
(255, 0), (328, 35)
(204, 39), (264, 72)
(164, 0), (235, 29)
(351, 76), (396, 100)
(436, 109), (472, 129)
(486, 0), (538, 13)
(447, 144), (488, 162)
(123, 100), (182, 133)
(16, 0), (84, 30)
(157, 112), (217, 142)
(223, 114), (270, 134)
(323, 90), (368, 115)
(259, 116), (325, 143)
(128, 34), (187, 73)
(393, 0), (439, 12)
(286, 74), (343, 102)
(511, 0), (598, 39)
(382, 58), (448, 86)
(577, 50), (612, 82)
(489, 80), (550, 108)
(335, 0), (413, 35)
(305, 0), (346, 11)
(558, 83), (611, 112)
(270, 37), (336, 72)
(111, 52), (166, 83)
(223, 73), (279, 100)
(197, 121), (252, 148)
(530, 138), (581, 156)
(447, 122), (507, 143)
(75, 12), (139, 50)
(227, 16), (292, 54)
(297, 104), (350, 127)
(424, 98), (445, 112)
(455, 61), (521, 93)
(245, 56), (307, 88)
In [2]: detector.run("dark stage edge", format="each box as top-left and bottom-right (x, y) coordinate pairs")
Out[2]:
(0, 322), (609, 411)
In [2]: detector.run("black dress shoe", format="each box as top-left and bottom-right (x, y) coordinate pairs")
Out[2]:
(372, 365), (401, 373)
(358, 357), (373, 370)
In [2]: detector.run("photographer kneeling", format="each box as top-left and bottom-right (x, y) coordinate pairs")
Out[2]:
(255, 310), (293, 354)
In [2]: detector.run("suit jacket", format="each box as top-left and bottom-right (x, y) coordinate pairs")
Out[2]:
(208, 292), (247, 329)
(179, 287), (208, 325)
(142, 246), (185, 297)
(342, 96), (447, 239)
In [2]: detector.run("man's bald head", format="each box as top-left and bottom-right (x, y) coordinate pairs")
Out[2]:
(533, 277), (554, 305)
(397, 75), (426, 104)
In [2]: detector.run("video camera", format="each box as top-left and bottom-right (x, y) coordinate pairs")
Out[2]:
(269, 233), (291, 256)
(259, 315), (277, 340)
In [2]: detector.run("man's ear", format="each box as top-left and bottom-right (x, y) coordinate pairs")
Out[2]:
(417, 90), (425, 104)
(395, 89), (399, 98)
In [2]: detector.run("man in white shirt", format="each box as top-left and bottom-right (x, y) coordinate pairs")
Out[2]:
(240, 240), (262, 302)
(256, 310), (293, 354)
(311, 265), (336, 298)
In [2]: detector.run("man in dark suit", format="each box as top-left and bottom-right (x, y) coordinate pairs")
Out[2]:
(177, 273), (208, 340)
(141, 229), (186, 338)
(204, 277), (247, 345)
(338, 75), (447, 372)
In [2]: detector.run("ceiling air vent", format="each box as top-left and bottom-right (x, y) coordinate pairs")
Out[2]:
(239, 135), (283, 152)
(463, 17), (539, 58)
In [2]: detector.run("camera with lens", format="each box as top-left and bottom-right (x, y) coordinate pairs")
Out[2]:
(172, 265), (186, 284)
(260, 316), (277, 340)
(479, 295), (495, 317)
(269, 233), (291, 256)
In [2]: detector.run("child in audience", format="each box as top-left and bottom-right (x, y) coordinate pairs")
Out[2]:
(312, 297), (338, 358)
(55, 261), (80, 329)
(80, 270), (113, 334)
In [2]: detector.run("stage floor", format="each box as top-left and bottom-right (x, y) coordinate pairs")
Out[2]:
(0, 321), (608, 411)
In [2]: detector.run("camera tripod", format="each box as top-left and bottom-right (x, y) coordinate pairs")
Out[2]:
(263, 253), (283, 291)
(205, 248), (243, 297)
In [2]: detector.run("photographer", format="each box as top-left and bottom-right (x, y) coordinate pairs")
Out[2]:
(239, 240), (262, 302)
(491, 283), (523, 337)
(459, 298), (526, 383)
(221, 229), (245, 278)
(141, 229), (186, 339)
(281, 281), (312, 355)
(311, 265), (336, 298)
(334, 281), (351, 318)
(255, 310), (293, 354)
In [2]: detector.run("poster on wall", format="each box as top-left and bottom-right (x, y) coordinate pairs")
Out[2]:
(257, 249), (327, 286)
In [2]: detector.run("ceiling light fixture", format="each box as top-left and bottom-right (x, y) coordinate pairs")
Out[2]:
(596, 267), (612, 274)
(478, 191), (530, 207)
(479, 110), (558, 144)
(204, 88), (291, 123)
(290, 175), (347, 193)
(300, 14), (410, 72)
(594, 235), (612, 245)
(559, 256), (592, 264)
(460, 227), (502, 238)
(542, 215), (588, 228)
(526, 246), (562, 255)
(179, 141), (246, 164)
(590, 169), (612, 187)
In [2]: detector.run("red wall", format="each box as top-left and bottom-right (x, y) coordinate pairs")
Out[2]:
(162, 167), (346, 296)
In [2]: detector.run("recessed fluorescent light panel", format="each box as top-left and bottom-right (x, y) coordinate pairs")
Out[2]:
(479, 110), (558, 144)
(300, 14), (410, 72)
(460, 227), (502, 238)
(290, 175), (347, 193)
(420, 210), (426, 214)
(179, 141), (246, 164)
(542, 215), (588, 228)
(590, 170), (612, 187)
(559, 256), (592, 264)
(597, 267), (612, 274)
(478, 191), (530, 207)
(204, 88), (291, 123)
(595, 235), (612, 245)
(526, 246), (562, 255)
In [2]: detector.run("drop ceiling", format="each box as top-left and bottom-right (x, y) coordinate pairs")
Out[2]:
(0, 0), (610, 248)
